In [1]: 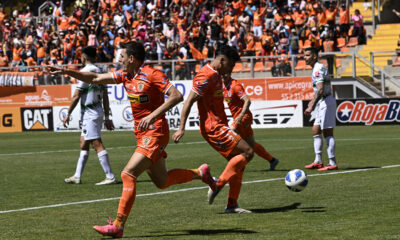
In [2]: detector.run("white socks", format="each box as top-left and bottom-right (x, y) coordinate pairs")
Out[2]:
(74, 150), (89, 178)
(325, 136), (337, 166)
(98, 150), (115, 179)
(313, 134), (323, 164)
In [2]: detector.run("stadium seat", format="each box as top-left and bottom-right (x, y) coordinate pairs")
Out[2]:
(336, 58), (342, 68)
(254, 61), (265, 72)
(393, 56), (400, 66)
(242, 62), (251, 72)
(295, 60), (307, 70)
(337, 38), (346, 48)
(232, 62), (243, 73)
(346, 37), (359, 47)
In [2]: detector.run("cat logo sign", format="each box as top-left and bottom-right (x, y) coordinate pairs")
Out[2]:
(0, 108), (22, 133)
(21, 107), (54, 131)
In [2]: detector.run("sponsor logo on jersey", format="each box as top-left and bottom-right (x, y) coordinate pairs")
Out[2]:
(127, 94), (149, 104)
(336, 100), (400, 125)
(21, 107), (53, 131)
(137, 82), (145, 91)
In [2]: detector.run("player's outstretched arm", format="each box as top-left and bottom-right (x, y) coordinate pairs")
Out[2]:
(137, 85), (183, 131)
(48, 66), (115, 84)
(234, 95), (251, 128)
(172, 90), (199, 143)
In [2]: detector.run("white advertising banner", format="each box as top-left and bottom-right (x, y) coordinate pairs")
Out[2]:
(58, 82), (303, 131)
(53, 105), (81, 131)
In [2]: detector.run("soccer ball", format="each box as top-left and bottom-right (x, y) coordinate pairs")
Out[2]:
(285, 169), (308, 192)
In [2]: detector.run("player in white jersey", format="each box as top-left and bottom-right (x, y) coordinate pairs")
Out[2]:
(303, 47), (338, 171)
(63, 46), (118, 184)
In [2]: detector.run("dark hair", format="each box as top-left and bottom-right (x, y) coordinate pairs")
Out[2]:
(215, 45), (240, 62)
(121, 41), (146, 62)
(304, 47), (318, 56)
(82, 46), (97, 61)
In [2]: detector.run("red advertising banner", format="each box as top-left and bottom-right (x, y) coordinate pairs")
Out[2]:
(237, 77), (314, 101)
(0, 85), (71, 107)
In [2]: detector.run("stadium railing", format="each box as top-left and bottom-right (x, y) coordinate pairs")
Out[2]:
(1, 52), (399, 96)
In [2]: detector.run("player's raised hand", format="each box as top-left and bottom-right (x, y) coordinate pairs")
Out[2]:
(172, 129), (184, 143)
(105, 119), (115, 131)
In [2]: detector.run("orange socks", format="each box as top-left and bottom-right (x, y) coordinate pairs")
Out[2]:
(114, 172), (136, 229)
(160, 169), (198, 189)
(217, 154), (248, 189)
(254, 142), (274, 162)
(227, 170), (243, 208)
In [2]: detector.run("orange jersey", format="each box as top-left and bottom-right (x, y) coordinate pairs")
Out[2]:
(223, 79), (252, 121)
(192, 64), (227, 132)
(112, 65), (173, 134)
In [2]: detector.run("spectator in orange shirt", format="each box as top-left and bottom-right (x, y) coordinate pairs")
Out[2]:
(0, 49), (9, 67)
(339, 3), (350, 38)
(36, 41), (46, 65)
(325, 3), (338, 31)
(11, 43), (23, 67)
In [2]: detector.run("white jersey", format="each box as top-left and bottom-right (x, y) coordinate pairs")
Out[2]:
(312, 62), (332, 98)
(76, 64), (105, 120)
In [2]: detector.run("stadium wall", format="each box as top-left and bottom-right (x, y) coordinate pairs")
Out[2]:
(1, 79), (399, 133)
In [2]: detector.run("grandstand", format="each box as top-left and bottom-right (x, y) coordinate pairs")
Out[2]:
(0, 0), (399, 96)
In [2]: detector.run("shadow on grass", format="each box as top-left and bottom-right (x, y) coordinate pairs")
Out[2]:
(298, 206), (326, 213)
(118, 228), (257, 239)
(249, 202), (301, 213)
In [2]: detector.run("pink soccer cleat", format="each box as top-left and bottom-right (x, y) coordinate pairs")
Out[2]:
(305, 162), (324, 169)
(318, 165), (338, 171)
(93, 218), (123, 238)
(198, 164), (217, 192)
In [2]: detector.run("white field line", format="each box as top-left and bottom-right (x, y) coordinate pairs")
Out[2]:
(1, 137), (400, 157)
(1, 164), (400, 214)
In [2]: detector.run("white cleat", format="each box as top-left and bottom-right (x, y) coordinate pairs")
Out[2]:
(64, 176), (81, 184)
(224, 206), (252, 214)
(95, 177), (118, 185)
(207, 177), (220, 204)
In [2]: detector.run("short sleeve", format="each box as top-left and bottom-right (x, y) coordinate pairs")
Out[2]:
(232, 83), (246, 99)
(314, 64), (327, 83)
(150, 69), (173, 94)
(76, 80), (89, 91)
(192, 72), (215, 96)
(111, 69), (125, 84)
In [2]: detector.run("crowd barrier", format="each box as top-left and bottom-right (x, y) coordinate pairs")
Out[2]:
(1, 79), (399, 133)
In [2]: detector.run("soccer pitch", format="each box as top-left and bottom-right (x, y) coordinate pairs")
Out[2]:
(1, 126), (399, 240)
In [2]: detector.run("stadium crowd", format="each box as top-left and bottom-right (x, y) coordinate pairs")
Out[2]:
(0, 0), (366, 78)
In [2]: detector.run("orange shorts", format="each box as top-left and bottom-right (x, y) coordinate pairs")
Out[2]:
(201, 124), (242, 159)
(135, 120), (169, 163)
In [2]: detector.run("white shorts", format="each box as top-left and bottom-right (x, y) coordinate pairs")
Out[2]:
(313, 95), (337, 130)
(81, 117), (103, 140)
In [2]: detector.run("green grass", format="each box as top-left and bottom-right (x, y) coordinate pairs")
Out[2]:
(1, 126), (400, 240)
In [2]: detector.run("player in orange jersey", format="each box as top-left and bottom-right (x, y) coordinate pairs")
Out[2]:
(223, 75), (279, 171)
(50, 42), (215, 238)
(173, 45), (253, 214)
